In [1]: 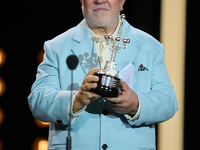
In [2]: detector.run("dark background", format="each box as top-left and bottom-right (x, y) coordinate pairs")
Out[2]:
(184, 1), (200, 150)
(0, 1), (198, 150)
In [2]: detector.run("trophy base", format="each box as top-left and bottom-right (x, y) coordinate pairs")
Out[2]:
(90, 73), (120, 97)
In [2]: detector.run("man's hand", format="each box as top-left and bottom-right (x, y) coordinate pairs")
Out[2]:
(104, 79), (139, 114)
(73, 67), (101, 112)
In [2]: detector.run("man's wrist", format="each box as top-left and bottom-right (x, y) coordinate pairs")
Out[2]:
(73, 91), (85, 113)
(69, 91), (87, 118)
(127, 104), (139, 117)
(124, 97), (141, 121)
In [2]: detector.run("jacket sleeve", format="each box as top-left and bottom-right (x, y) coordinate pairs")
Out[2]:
(129, 44), (178, 126)
(28, 41), (71, 125)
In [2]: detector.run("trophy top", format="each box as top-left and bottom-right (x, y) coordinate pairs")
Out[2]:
(101, 14), (130, 77)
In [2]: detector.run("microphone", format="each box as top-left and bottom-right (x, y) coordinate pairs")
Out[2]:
(66, 55), (79, 150)
(66, 55), (79, 70)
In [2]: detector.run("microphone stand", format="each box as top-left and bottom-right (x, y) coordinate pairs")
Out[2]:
(66, 55), (79, 150)
(67, 69), (73, 150)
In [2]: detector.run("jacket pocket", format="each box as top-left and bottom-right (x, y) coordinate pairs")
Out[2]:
(133, 71), (151, 92)
(49, 130), (68, 149)
(135, 71), (150, 79)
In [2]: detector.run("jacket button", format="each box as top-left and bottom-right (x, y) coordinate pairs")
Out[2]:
(102, 144), (108, 150)
(102, 109), (109, 115)
(56, 119), (62, 124)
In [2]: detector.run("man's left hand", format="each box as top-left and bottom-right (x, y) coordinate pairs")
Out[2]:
(104, 79), (139, 114)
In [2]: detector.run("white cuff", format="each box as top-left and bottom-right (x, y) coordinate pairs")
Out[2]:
(68, 91), (87, 122)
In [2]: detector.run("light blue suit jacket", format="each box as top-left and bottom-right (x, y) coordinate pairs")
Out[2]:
(28, 19), (178, 150)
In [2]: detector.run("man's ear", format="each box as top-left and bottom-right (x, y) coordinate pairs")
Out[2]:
(80, 0), (83, 6)
(120, 0), (126, 11)
(80, 0), (83, 9)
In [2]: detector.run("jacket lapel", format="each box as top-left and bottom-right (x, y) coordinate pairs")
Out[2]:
(71, 19), (100, 76)
(71, 19), (140, 74)
(115, 20), (140, 72)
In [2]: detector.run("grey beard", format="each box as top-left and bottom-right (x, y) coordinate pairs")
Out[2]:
(82, 6), (121, 29)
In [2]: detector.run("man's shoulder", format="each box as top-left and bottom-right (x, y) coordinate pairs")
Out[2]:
(48, 27), (76, 44)
(132, 28), (162, 55)
(133, 28), (160, 46)
(124, 20), (161, 47)
(46, 19), (86, 46)
(124, 21), (163, 58)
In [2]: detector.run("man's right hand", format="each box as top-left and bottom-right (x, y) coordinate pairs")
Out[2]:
(73, 67), (101, 113)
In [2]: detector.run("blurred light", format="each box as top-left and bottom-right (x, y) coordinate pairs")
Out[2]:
(38, 140), (48, 150)
(0, 77), (6, 97)
(0, 139), (3, 150)
(37, 49), (44, 64)
(32, 137), (48, 150)
(0, 47), (7, 68)
(34, 118), (49, 128)
(0, 108), (5, 126)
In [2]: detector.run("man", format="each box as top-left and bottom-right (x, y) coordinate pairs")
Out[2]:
(28, 0), (178, 149)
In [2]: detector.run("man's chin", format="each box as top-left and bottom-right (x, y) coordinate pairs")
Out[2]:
(87, 18), (111, 28)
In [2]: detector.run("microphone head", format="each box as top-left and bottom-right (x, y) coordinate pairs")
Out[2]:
(66, 55), (79, 70)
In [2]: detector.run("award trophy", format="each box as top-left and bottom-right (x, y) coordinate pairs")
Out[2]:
(90, 14), (130, 97)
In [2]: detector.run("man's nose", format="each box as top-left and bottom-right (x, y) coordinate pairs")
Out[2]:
(94, 0), (106, 4)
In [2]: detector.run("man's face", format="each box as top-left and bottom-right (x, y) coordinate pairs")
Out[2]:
(81, 0), (125, 29)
